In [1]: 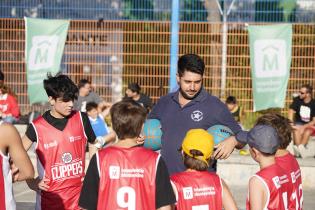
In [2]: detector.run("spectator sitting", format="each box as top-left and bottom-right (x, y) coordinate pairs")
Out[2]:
(289, 84), (315, 158)
(125, 82), (152, 113)
(225, 96), (243, 125)
(74, 79), (110, 113)
(226, 95), (248, 156)
(0, 83), (20, 123)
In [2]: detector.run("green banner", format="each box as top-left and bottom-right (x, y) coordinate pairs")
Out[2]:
(25, 17), (69, 104)
(248, 24), (292, 111)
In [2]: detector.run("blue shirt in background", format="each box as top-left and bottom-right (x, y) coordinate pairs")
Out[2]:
(89, 115), (109, 137)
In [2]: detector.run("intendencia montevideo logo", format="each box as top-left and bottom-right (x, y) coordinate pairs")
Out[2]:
(28, 35), (60, 71)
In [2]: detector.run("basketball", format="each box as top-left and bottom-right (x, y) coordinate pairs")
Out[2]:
(207, 125), (234, 145)
(143, 119), (162, 151)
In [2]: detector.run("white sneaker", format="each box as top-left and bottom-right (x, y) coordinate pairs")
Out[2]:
(298, 144), (314, 159)
(293, 145), (301, 157)
(287, 141), (295, 155)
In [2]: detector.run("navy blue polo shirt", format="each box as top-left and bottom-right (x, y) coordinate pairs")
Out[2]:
(149, 89), (246, 175)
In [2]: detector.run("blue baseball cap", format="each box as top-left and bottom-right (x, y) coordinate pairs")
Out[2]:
(238, 124), (280, 154)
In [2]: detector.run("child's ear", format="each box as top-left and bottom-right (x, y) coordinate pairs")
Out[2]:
(136, 135), (145, 145)
(48, 97), (55, 106)
(251, 148), (259, 159)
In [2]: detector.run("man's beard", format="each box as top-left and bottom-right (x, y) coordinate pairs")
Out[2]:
(179, 87), (202, 100)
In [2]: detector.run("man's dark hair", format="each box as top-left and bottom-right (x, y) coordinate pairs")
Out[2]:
(226, 96), (237, 104)
(86, 102), (98, 112)
(127, 83), (141, 94)
(110, 100), (147, 140)
(78, 79), (91, 89)
(43, 74), (78, 101)
(301, 84), (313, 95)
(182, 149), (210, 171)
(255, 113), (292, 150)
(0, 69), (4, 81)
(177, 54), (205, 77)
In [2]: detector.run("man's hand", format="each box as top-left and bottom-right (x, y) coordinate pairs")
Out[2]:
(26, 176), (50, 192)
(212, 136), (238, 159)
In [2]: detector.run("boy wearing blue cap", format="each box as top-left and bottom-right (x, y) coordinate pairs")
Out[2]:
(171, 129), (237, 210)
(245, 124), (293, 210)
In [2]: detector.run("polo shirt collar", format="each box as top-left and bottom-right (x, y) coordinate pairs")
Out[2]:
(171, 88), (208, 105)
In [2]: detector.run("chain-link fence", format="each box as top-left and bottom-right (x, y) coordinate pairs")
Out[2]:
(1, 18), (315, 128)
(1, 0), (315, 22)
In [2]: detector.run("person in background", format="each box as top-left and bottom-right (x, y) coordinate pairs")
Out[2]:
(171, 129), (237, 210)
(226, 96), (248, 156)
(86, 102), (116, 158)
(74, 79), (110, 113)
(226, 96), (243, 125)
(0, 69), (4, 85)
(79, 100), (175, 210)
(244, 124), (292, 210)
(256, 113), (303, 210)
(288, 84), (315, 158)
(0, 83), (20, 123)
(125, 82), (152, 113)
(0, 122), (34, 210)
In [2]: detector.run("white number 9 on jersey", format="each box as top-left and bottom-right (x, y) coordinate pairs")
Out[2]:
(117, 186), (136, 210)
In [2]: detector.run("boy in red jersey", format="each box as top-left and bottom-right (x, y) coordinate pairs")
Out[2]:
(0, 122), (34, 209)
(170, 129), (237, 210)
(79, 100), (175, 210)
(256, 113), (303, 210)
(243, 124), (293, 210)
(22, 74), (109, 210)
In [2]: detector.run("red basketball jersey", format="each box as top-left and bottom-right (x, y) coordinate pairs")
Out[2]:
(171, 171), (222, 210)
(96, 146), (159, 210)
(33, 111), (87, 210)
(246, 164), (292, 210)
(276, 153), (303, 210)
(0, 151), (15, 210)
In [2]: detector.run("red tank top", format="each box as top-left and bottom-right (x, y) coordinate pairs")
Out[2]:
(33, 111), (87, 210)
(97, 146), (159, 210)
(171, 171), (222, 210)
(246, 164), (292, 210)
(276, 153), (303, 210)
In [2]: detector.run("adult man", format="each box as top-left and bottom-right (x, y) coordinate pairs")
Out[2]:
(22, 74), (106, 210)
(125, 82), (152, 112)
(74, 79), (110, 113)
(0, 122), (34, 209)
(289, 84), (315, 158)
(149, 54), (246, 175)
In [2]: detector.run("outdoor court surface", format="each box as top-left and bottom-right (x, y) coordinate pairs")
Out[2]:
(13, 180), (315, 210)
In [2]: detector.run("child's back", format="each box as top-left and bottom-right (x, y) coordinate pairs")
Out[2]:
(171, 170), (222, 210)
(97, 146), (159, 209)
(276, 152), (303, 210)
(247, 163), (291, 210)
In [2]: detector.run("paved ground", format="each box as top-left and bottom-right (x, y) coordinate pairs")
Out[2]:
(13, 181), (315, 210)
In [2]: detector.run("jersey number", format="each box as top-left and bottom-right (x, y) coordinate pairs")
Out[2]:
(117, 186), (136, 210)
(282, 184), (303, 210)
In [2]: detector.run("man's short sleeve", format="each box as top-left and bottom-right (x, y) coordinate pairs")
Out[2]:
(90, 92), (102, 104)
(79, 155), (99, 210)
(81, 112), (96, 143)
(289, 97), (299, 111)
(25, 123), (37, 142)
